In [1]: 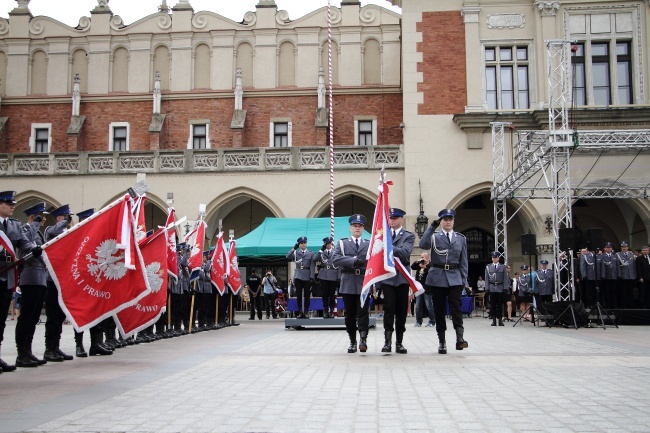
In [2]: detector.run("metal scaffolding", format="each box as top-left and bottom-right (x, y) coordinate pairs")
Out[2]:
(492, 40), (650, 302)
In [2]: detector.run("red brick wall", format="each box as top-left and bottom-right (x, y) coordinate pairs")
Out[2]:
(417, 11), (467, 115)
(0, 93), (403, 152)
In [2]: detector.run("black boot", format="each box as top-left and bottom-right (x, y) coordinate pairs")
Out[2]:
(455, 327), (469, 350)
(16, 343), (39, 367)
(395, 333), (407, 354)
(44, 339), (64, 362)
(359, 331), (368, 353)
(438, 341), (447, 354)
(76, 344), (88, 358)
(491, 318), (497, 326)
(0, 356), (17, 372)
(89, 332), (112, 356)
(381, 331), (392, 353)
(498, 319), (505, 326)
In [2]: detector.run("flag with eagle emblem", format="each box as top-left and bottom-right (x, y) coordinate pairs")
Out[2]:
(227, 239), (242, 295)
(41, 194), (151, 332)
(210, 233), (228, 295)
(114, 228), (169, 338)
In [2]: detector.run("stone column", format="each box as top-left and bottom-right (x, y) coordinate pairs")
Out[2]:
(461, 6), (482, 112)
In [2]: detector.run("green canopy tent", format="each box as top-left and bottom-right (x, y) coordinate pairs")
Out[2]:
(235, 217), (371, 259)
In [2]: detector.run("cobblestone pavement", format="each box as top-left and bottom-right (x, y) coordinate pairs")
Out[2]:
(0, 313), (649, 433)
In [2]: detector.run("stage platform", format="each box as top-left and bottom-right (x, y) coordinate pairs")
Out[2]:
(611, 309), (650, 326)
(284, 317), (377, 330)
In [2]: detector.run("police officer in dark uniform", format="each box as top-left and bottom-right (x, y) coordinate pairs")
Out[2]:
(199, 252), (213, 330)
(536, 259), (554, 305)
(15, 202), (51, 367)
(485, 251), (510, 326)
(286, 237), (316, 318)
(599, 242), (618, 309)
(419, 208), (469, 354)
(379, 208), (415, 355)
(315, 237), (339, 318)
(332, 215), (370, 353)
(0, 191), (40, 372)
(616, 242), (636, 308)
(42, 204), (75, 363)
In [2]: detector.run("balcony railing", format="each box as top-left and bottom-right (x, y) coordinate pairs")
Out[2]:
(0, 145), (402, 176)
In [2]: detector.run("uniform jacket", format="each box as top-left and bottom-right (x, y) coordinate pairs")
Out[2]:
(616, 251), (636, 280)
(199, 261), (212, 293)
(172, 253), (189, 294)
(19, 220), (48, 287)
(286, 248), (316, 281)
(599, 252), (618, 280)
(484, 262), (510, 293)
(44, 218), (69, 242)
(314, 248), (339, 281)
(579, 252), (597, 280)
(331, 237), (368, 295)
(535, 267), (554, 296)
(0, 218), (35, 290)
(517, 273), (533, 295)
(381, 228), (415, 287)
(419, 226), (468, 288)
(636, 254), (650, 281)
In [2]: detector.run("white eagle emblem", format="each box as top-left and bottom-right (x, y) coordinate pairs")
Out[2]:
(86, 239), (128, 282)
(371, 229), (384, 256)
(145, 262), (164, 293)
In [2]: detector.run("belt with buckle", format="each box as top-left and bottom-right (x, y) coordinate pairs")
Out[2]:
(0, 255), (12, 263)
(299, 266), (305, 270)
(432, 263), (458, 271)
(342, 269), (365, 275)
(326, 265), (331, 270)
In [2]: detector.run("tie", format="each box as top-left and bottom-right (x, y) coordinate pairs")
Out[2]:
(391, 230), (396, 239)
(447, 232), (451, 243)
(2, 219), (6, 233)
(355, 238), (359, 249)
(495, 264), (498, 270)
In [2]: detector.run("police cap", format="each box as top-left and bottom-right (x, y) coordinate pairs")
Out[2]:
(438, 208), (456, 219)
(348, 214), (366, 225)
(389, 208), (406, 218)
(0, 191), (16, 204)
(297, 236), (307, 244)
(50, 204), (74, 217)
(76, 208), (95, 221)
(24, 202), (48, 216)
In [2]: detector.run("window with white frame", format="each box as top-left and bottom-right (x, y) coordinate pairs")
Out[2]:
(29, 123), (52, 153)
(354, 118), (377, 146)
(109, 122), (129, 151)
(269, 120), (292, 148)
(568, 11), (637, 107)
(189, 122), (209, 149)
(485, 45), (530, 110)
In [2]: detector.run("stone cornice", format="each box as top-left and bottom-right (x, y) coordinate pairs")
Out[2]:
(453, 107), (650, 131)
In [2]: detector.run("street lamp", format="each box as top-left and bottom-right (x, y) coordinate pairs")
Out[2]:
(414, 180), (429, 238)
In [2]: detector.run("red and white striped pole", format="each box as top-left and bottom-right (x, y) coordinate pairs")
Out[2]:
(328, 0), (335, 240)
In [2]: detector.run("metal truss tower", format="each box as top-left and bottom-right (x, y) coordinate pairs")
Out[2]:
(492, 40), (650, 302)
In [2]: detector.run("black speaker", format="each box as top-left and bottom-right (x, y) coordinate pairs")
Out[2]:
(586, 228), (603, 251)
(521, 234), (537, 256)
(542, 301), (589, 328)
(559, 228), (576, 251)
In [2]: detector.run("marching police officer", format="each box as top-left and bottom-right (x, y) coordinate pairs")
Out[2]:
(485, 252), (510, 326)
(616, 242), (636, 308)
(536, 259), (554, 305)
(16, 203), (51, 366)
(332, 215), (370, 353)
(0, 191), (40, 373)
(600, 242), (618, 309)
(42, 204), (75, 363)
(379, 208), (414, 354)
(286, 237), (316, 318)
(199, 252), (213, 330)
(315, 237), (339, 318)
(419, 208), (469, 354)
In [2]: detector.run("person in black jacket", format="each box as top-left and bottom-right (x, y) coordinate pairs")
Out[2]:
(411, 253), (434, 327)
(636, 246), (650, 309)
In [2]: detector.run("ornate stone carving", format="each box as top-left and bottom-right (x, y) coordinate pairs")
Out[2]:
(110, 15), (125, 31)
(487, 14), (526, 29)
(15, 158), (49, 174)
(276, 10), (291, 25)
(535, 1), (561, 17)
(360, 8), (377, 24)
(265, 153), (290, 168)
(0, 159), (9, 174)
(15, 0), (30, 10)
(224, 153), (259, 170)
(56, 158), (80, 173)
(193, 154), (219, 171)
(191, 14), (207, 29)
(334, 151), (367, 166)
(89, 156), (114, 172)
(158, 13), (172, 30)
(375, 150), (400, 165)
(242, 11), (257, 26)
(160, 155), (185, 171)
(0, 18), (9, 36)
(120, 156), (155, 171)
(29, 19), (45, 35)
(300, 152), (326, 167)
(77, 16), (91, 32)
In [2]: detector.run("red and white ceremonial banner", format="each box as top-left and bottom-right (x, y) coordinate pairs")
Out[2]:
(41, 194), (151, 332)
(227, 240), (242, 295)
(0, 230), (19, 286)
(210, 233), (228, 295)
(115, 228), (168, 338)
(165, 208), (178, 282)
(360, 180), (396, 306)
(184, 219), (206, 281)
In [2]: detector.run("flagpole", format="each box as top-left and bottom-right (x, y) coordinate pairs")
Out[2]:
(216, 219), (222, 326)
(228, 230), (234, 325)
(189, 280), (196, 333)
